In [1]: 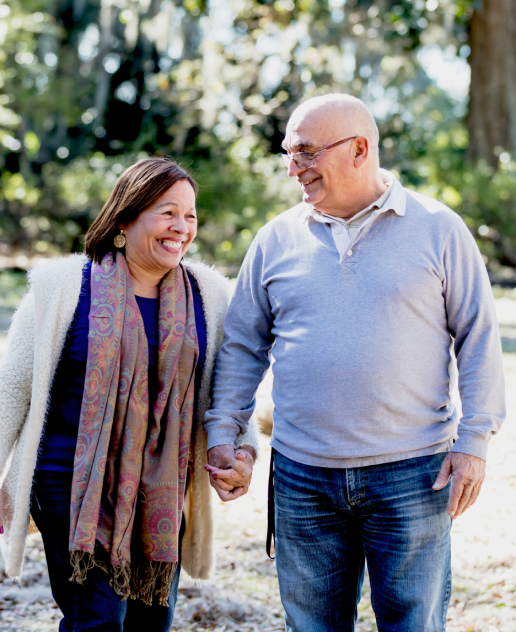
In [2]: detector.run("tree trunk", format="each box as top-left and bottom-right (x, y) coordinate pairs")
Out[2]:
(467, 0), (516, 165)
(94, 5), (114, 127)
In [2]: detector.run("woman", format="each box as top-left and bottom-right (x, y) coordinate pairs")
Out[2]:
(0, 157), (257, 630)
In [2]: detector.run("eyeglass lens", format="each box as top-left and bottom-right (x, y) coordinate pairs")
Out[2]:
(281, 153), (314, 169)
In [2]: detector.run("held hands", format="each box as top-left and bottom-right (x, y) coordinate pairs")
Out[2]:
(432, 451), (486, 519)
(206, 444), (255, 502)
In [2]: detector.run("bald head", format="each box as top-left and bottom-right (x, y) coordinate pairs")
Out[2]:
(283, 93), (388, 218)
(285, 94), (380, 161)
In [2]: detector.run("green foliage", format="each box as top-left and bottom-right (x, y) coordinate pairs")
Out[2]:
(193, 151), (300, 267)
(0, 268), (27, 308)
(0, 0), (306, 267)
(378, 84), (516, 281)
(411, 146), (516, 280)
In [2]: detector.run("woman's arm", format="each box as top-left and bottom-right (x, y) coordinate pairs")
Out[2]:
(0, 289), (36, 475)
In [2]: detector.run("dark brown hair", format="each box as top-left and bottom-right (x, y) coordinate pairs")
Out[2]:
(84, 157), (198, 263)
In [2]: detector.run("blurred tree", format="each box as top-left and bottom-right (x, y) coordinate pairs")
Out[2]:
(467, 0), (516, 166)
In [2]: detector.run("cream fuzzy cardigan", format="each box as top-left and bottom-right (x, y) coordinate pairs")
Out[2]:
(0, 254), (258, 582)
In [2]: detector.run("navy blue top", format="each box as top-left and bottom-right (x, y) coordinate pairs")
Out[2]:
(37, 261), (207, 472)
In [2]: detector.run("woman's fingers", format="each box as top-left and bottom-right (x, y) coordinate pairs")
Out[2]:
(213, 468), (243, 482)
(209, 475), (234, 492)
(208, 466), (251, 487)
(207, 467), (237, 493)
(212, 482), (250, 502)
(209, 477), (234, 501)
(205, 461), (252, 485)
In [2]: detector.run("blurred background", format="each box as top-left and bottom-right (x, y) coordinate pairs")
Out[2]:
(1, 0), (516, 278)
(3, 2), (516, 631)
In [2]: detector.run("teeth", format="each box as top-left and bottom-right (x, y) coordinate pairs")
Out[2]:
(159, 239), (182, 251)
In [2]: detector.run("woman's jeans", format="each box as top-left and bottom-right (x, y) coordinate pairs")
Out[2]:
(274, 451), (452, 632)
(30, 470), (181, 632)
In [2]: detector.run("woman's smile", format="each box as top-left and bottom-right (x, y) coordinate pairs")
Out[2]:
(157, 238), (184, 253)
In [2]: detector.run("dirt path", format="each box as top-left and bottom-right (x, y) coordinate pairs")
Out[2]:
(1, 298), (516, 631)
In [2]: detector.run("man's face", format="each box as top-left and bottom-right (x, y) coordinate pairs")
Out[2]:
(283, 110), (358, 213)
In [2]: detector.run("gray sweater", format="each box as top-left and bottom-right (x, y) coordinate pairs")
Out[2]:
(204, 176), (506, 468)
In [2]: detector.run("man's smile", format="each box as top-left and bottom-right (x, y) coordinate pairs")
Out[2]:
(299, 176), (321, 189)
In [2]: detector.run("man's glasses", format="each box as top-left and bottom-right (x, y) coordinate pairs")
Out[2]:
(281, 136), (359, 170)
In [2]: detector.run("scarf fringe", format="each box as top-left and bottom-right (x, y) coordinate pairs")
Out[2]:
(130, 558), (178, 606)
(70, 550), (102, 584)
(69, 549), (177, 607)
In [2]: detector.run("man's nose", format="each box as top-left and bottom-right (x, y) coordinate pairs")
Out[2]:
(287, 157), (306, 178)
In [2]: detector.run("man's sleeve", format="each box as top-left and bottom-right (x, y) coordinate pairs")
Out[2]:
(443, 218), (506, 460)
(203, 234), (275, 450)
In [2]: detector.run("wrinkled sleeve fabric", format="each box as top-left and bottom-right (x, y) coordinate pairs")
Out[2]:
(203, 234), (275, 450)
(443, 219), (506, 460)
(0, 289), (35, 476)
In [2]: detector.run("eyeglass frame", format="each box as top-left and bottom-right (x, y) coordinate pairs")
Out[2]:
(281, 135), (359, 169)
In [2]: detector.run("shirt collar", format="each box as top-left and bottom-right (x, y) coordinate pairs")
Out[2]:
(301, 169), (406, 225)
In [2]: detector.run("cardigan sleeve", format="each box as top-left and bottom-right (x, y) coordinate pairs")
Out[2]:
(0, 289), (35, 477)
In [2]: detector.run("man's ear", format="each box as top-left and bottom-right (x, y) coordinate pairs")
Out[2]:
(353, 137), (369, 168)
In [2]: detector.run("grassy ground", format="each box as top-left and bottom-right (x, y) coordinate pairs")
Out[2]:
(0, 272), (516, 631)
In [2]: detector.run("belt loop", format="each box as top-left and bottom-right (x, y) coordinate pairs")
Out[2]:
(266, 447), (276, 559)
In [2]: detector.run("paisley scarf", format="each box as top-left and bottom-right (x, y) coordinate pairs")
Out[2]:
(69, 251), (198, 605)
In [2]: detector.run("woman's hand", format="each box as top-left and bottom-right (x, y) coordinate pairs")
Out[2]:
(206, 445), (255, 502)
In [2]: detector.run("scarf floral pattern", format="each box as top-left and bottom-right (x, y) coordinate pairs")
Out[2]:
(69, 251), (198, 605)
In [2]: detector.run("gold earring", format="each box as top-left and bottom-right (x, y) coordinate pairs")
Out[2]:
(113, 229), (126, 248)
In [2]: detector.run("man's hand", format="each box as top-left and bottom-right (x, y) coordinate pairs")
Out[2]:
(206, 444), (255, 502)
(432, 451), (486, 518)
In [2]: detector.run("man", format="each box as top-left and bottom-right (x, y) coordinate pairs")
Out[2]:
(203, 94), (505, 631)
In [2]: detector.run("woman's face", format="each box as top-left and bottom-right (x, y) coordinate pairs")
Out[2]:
(123, 179), (197, 276)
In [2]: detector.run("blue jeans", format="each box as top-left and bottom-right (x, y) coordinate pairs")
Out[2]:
(30, 471), (181, 632)
(274, 451), (452, 632)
